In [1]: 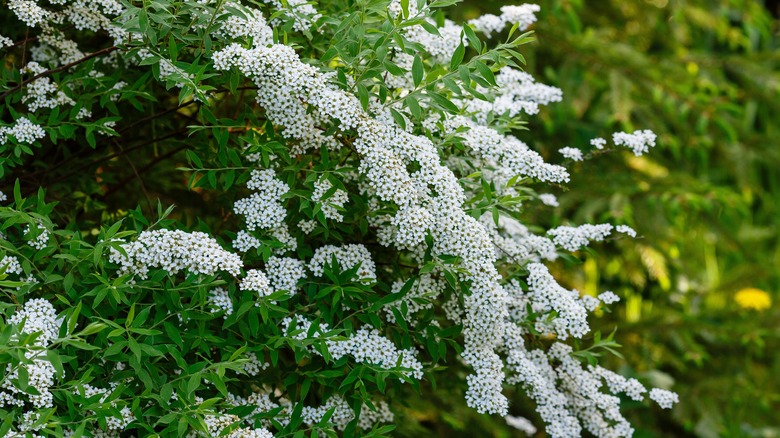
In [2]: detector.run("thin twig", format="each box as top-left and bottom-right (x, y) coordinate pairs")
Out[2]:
(114, 138), (154, 213)
(118, 100), (199, 134)
(101, 144), (189, 198)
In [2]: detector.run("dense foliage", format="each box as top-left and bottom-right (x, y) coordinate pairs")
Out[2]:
(7, 0), (773, 436)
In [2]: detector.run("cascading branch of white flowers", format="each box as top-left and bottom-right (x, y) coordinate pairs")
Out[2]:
(0, 0), (675, 436)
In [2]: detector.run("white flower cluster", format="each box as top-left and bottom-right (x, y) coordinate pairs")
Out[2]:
(8, 298), (60, 345)
(265, 256), (305, 294)
(263, 0), (321, 32)
(485, 68), (563, 118)
(215, 4), (273, 47)
(559, 146), (584, 162)
(443, 117), (570, 184)
(389, 205), (433, 250)
(328, 328), (424, 380)
(384, 275), (443, 323)
(591, 137), (607, 149)
(227, 389), (290, 425)
(300, 395), (394, 431)
(1, 255), (23, 275)
(33, 33), (85, 67)
(308, 244), (376, 282)
(649, 388), (680, 409)
(80, 384), (136, 432)
(616, 224), (637, 238)
(297, 219), (317, 234)
(284, 318), (423, 380)
(208, 287), (233, 317)
(469, 4), (542, 37)
(189, 413), (273, 438)
(21, 62), (75, 111)
(505, 415), (537, 435)
(0, 117), (47, 145)
(9, 0), (49, 27)
(1, 299), (59, 409)
(598, 291), (621, 305)
(24, 221), (50, 250)
(539, 193), (559, 207)
(591, 366), (647, 402)
(526, 263), (590, 340)
(233, 230), (262, 253)
(547, 223), (614, 252)
(501, 310), (678, 438)
(481, 215), (558, 263)
(312, 177), (348, 222)
(613, 130), (657, 156)
(0, 35), (13, 49)
(158, 58), (195, 88)
(234, 168), (290, 231)
(240, 269), (272, 300)
(108, 229), (243, 279)
(241, 354), (269, 377)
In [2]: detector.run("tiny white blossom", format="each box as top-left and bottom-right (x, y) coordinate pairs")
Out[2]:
(559, 146), (584, 161)
(649, 388), (679, 409)
(616, 224), (637, 237)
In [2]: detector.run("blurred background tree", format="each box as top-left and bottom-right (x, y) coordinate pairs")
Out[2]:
(398, 0), (779, 436)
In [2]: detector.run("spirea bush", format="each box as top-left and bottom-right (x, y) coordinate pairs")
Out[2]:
(0, 0), (677, 436)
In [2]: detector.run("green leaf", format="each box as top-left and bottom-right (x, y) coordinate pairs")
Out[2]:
(475, 61), (496, 87)
(450, 43), (465, 70)
(412, 55), (424, 88)
(463, 25), (482, 53)
(428, 92), (459, 113)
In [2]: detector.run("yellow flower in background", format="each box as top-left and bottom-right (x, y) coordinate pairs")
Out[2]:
(734, 288), (772, 311)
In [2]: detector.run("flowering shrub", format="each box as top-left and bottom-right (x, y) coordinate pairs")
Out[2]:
(0, 0), (677, 436)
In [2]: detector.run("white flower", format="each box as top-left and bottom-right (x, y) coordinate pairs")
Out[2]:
(0, 117), (46, 145)
(590, 137), (607, 149)
(598, 291), (621, 305)
(2, 299), (60, 409)
(312, 177), (348, 222)
(24, 221), (50, 250)
(539, 193), (559, 207)
(616, 224), (637, 238)
(9, 0), (49, 27)
(208, 287), (233, 317)
(240, 269), (272, 299)
(0, 35), (13, 49)
(613, 130), (657, 156)
(266, 256), (305, 294)
(234, 169), (290, 231)
(649, 388), (679, 409)
(526, 263), (589, 340)
(547, 224), (614, 252)
(299, 395), (393, 431)
(309, 244), (376, 282)
(108, 229), (243, 279)
(505, 415), (537, 435)
(1, 256), (23, 275)
(285, 318), (423, 380)
(297, 219), (317, 234)
(233, 230), (262, 253)
(559, 146), (584, 161)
